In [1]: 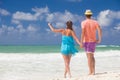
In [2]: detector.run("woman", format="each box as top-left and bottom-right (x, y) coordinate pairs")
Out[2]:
(48, 21), (81, 78)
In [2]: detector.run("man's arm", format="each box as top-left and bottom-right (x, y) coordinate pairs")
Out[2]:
(96, 25), (102, 43)
(81, 28), (85, 43)
(80, 28), (85, 48)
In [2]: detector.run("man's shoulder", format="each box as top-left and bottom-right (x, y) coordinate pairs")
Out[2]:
(91, 19), (98, 23)
(91, 19), (99, 26)
(81, 20), (87, 24)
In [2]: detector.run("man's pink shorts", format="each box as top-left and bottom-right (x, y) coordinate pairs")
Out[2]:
(83, 42), (96, 53)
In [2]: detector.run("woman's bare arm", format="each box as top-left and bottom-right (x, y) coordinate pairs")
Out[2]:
(71, 31), (81, 45)
(48, 23), (64, 33)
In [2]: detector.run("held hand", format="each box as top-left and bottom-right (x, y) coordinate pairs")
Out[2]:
(80, 44), (83, 48)
(96, 40), (101, 44)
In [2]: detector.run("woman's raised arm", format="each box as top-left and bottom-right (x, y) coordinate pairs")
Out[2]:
(48, 23), (64, 33)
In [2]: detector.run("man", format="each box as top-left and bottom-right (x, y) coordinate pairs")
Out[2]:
(81, 10), (102, 75)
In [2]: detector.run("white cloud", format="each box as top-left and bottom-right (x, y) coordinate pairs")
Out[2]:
(97, 10), (112, 27)
(46, 10), (82, 28)
(13, 11), (37, 21)
(32, 6), (49, 20)
(12, 19), (21, 24)
(0, 24), (38, 36)
(12, 7), (82, 29)
(45, 28), (51, 33)
(109, 11), (120, 19)
(7, 26), (14, 31)
(32, 6), (49, 15)
(114, 23), (120, 30)
(0, 8), (10, 16)
(17, 24), (26, 33)
(97, 10), (120, 27)
(55, 22), (65, 28)
(0, 25), (16, 36)
(27, 25), (37, 32)
(0, 24), (42, 44)
(12, 7), (49, 21)
(47, 10), (80, 22)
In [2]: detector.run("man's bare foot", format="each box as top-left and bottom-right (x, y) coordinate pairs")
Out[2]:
(69, 75), (72, 78)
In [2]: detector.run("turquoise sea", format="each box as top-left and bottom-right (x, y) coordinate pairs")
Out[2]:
(0, 45), (120, 53)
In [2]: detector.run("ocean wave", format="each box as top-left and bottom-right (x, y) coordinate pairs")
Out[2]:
(97, 45), (120, 47)
(97, 45), (108, 47)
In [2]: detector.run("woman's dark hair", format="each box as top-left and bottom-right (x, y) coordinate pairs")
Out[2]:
(66, 20), (73, 30)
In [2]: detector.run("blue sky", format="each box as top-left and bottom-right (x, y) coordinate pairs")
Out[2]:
(0, 0), (120, 45)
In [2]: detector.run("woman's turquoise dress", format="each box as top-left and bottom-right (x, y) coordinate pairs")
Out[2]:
(61, 35), (78, 56)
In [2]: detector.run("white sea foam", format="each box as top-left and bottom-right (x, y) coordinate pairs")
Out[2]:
(0, 50), (120, 80)
(97, 45), (120, 47)
(97, 45), (108, 47)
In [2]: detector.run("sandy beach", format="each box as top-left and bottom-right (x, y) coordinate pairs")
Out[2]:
(0, 50), (120, 80)
(51, 72), (120, 80)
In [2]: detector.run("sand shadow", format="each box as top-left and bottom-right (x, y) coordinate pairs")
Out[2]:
(95, 72), (108, 75)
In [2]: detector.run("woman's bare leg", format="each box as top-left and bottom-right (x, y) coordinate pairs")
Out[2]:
(62, 55), (72, 78)
(68, 55), (72, 78)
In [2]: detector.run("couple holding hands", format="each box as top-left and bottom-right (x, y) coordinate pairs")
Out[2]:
(48, 10), (102, 78)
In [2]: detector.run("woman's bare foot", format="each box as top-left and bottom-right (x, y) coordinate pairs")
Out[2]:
(88, 73), (92, 75)
(64, 74), (67, 78)
(64, 75), (66, 78)
(91, 72), (95, 75)
(88, 72), (95, 75)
